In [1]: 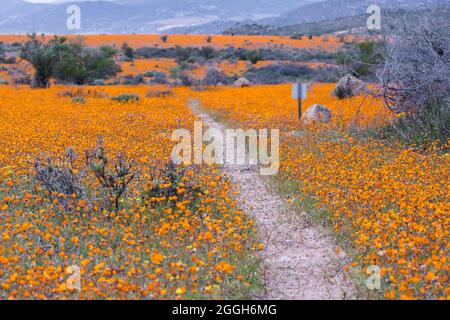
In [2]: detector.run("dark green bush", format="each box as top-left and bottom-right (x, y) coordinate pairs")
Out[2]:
(377, 103), (450, 148)
(111, 94), (140, 103)
(333, 84), (353, 100)
(336, 41), (384, 79)
(121, 43), (134, 60)
(20, 34), (121, 87)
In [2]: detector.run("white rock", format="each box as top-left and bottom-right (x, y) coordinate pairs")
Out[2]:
(233, 77), (252, 87)
(303, 104), (332, 124)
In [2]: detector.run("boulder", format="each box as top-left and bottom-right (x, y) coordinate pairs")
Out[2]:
(92, 79), (105, 86)
(303, 104), (332, 124)
(233, 77), (252, 87)
(332, 74), (366, 98)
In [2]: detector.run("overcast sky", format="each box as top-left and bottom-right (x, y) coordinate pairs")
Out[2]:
(25, 0), (107, 3)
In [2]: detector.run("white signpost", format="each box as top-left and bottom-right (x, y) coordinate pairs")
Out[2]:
(292, 83), (308, 119)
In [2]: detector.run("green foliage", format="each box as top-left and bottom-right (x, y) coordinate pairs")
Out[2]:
(121, 42), (134, 60)
(72, 96), (87, 104)
(199, 46), (217, 60)
(142, 162), (204, 210)
(55, 44), (121, 85)
(243, 50), (262, 64)
(333, 84), (353, 100)
(336, 41), (384, 78)
(20, 34), (63, 87)
(144, 71), (167, 84)
(20, 34), (121, 87)
(174, 46), (195, 64)
(111, 94), (140, 103)
(160, 35), (168, 43)
(376, 102), (450, 148)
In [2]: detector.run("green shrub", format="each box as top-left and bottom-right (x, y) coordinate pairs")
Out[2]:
(121, 42), (134, 60)
(336, 41), (384, 79)
(72, 96), (87, 104)
(332, 84), (353, 100)
(20, 34), (121, 87)
(377, 102), (450, 148)
(111, 94), (140, 103)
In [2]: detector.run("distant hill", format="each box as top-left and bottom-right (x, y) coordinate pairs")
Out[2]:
(0, 0), (315, 34)
(261, 0), (443, 26)
(169, 0), (446, 34)
(222, 10), (402, 36)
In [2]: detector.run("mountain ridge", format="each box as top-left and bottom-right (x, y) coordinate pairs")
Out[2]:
(0, 0), (443, 34)
(0, 0), (314, 34)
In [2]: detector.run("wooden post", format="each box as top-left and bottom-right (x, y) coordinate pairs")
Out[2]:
(298, 93), (302, 119)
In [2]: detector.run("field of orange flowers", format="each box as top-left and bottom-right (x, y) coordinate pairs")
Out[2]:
(194, 84), (449, 300)
(118, 58), (178, 77)
(0, 85), (261, 299)
(114, 59), (337, 81)
(0, 77), (448, 300)
(0, 34), (348, 51)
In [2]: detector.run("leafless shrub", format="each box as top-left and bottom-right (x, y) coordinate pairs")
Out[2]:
(34, 149), (87, 208)
(377, 5), (450, 145)
(10, 71), (31, 85)
(57, 88), (109, 99)
(85, 138), (139, 211)
(34, 139), (140, 211)
(378, 6), (450, 114)
(146, 89), (174, 98)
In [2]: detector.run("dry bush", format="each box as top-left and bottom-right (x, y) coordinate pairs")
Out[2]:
(34, 139), (139, 211)
(146, 89), (174, 98)
(378, 6), (450, 145)
(34, 149), (87, 209)
(85, 138), (139, 211)
(57, 88), (109, 99)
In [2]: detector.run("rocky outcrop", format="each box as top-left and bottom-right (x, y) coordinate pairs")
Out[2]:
(332, 74), (366, 99)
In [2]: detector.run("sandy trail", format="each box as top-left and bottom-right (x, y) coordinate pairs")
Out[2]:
(189, 99), (355, 300)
